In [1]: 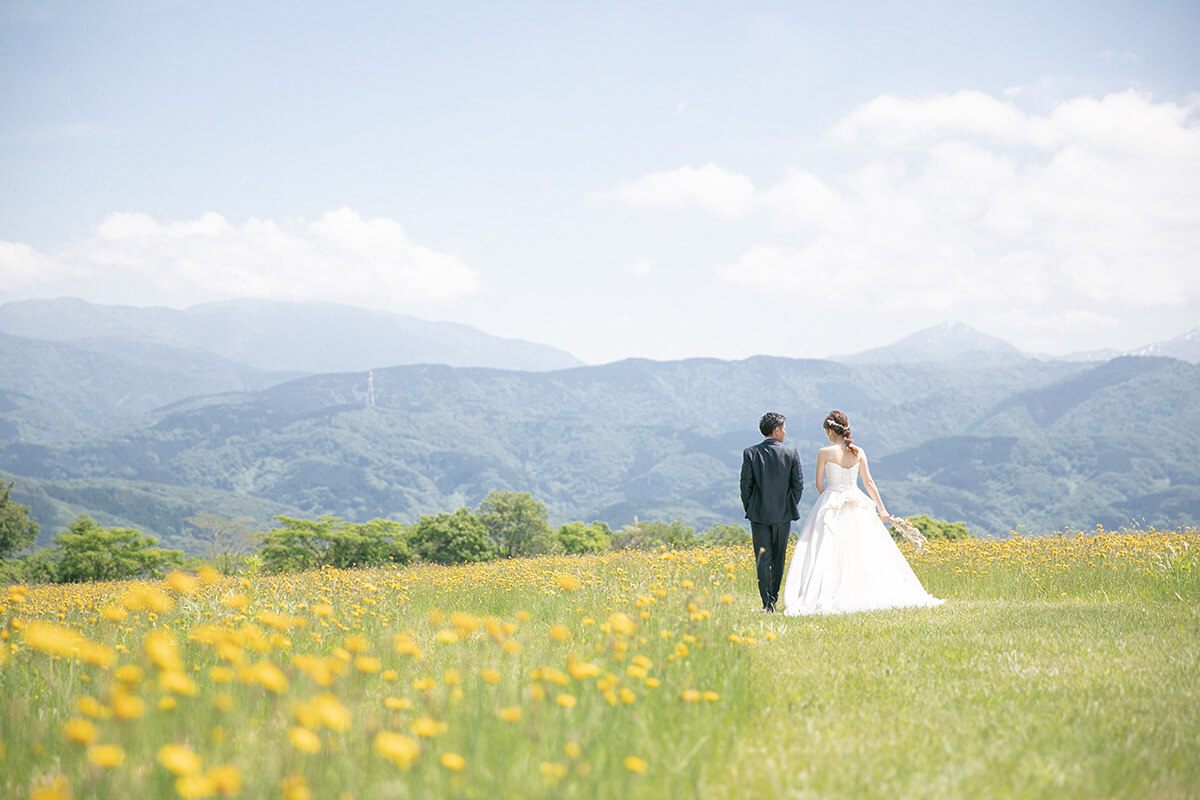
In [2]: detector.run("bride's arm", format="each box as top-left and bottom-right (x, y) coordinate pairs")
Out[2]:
(814, 450), (827, 493)
(859, 453), (890, 521)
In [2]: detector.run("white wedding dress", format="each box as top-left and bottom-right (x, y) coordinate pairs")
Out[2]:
(781, 461), (944, 615)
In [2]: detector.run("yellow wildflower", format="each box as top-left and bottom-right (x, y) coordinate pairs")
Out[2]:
(62, 718), (98, 745)
(166, 571), (198, 595)
(624, 756), (648, 773)
(158, 744), (203, 776)
(289, 726), (322, 754)
(373, 731), (420, 769)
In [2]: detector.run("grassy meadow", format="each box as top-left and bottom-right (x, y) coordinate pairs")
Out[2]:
(1, 528), (1198, 800)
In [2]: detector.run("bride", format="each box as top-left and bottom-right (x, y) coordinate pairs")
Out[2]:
(781, 410), (944, 615)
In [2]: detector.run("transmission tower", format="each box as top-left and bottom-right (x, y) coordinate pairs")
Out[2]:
(366, 370), (376, 407)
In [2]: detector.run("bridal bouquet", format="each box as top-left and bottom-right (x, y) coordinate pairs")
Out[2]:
(888, 517), (929, 551)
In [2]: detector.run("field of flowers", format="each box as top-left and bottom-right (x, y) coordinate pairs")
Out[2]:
(2, 528), (1198, 800)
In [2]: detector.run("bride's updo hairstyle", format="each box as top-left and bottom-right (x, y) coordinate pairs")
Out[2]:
(823, 410), (860, 459)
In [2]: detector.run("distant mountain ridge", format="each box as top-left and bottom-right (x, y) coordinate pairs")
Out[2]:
(833, 320), (1199, 365)
(835, 321), (1026, 364)
(0, 298), (584, 374)
(1127, 328), (1200, 363)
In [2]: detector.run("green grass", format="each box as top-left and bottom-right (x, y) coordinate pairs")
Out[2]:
(1, 531), (1197, 799)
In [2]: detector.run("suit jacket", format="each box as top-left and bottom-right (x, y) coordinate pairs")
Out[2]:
(740, 438), (804, 523)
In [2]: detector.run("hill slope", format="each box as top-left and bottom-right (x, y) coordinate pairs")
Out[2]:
(17, 355), (1181, 539)
(0, 297), (583, 373)
(0, 331), (298, 427)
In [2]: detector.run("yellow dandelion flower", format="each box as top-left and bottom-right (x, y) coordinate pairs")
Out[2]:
(158, 695), (178, 711)
(87, 744), (125, 768)
(704, 691), (720, 702)
(75, 696), (106, 719)
(158, 744), (203, 776)
(555, 574), (582, 591)
(374, 731), (420, 769)
(111, 692), (145, 721)
(220, 593), (249, 611)
(166, 571), (198, 595)
(196, 565), (221, 585)
(175, 773), (218, 800)
(450, 611), (481, 634)
(393, 633), (423, 658)
(252, 661), (289, 694)
(624, 756), (648, 773)
(114, 664), (143, 684)
(315, 693), (352, 732)
(607, 613), (637, 635)
(443, 668), (461, 685)
(498, 706), (522, 722)
(548, 624), (571, 642)
(411, 717), (445, 738)
(280, 774), (311, 800)
(436, 629), (459, 644)
(567, 659), (601, 680)
(161, 670), (198, 696)
(101, 605), (127, 622)
(384, 696), (412, 710)
(29, 775), (70, 800)
(440, 752), (466, 771)
(207, 765), (241, 797)
(681, 689), (701, 703)
(144, 631), (183, 672)
(355, 655), (382, 674)
(540, 761), (568, 779)
(62, 717), (98, 745)
(289, 726), (322, 754)
(556, 693), (577, 708)
(619, 687), (636, 704)
(480, 668), (502, 684)
(565, 741), (582, 759)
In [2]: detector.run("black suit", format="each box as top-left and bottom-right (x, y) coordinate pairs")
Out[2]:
(740, 438), (804, 610)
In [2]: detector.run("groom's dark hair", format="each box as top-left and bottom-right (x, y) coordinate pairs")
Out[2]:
(759, 412), (786, 437)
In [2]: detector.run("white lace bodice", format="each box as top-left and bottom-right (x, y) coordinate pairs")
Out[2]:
(823, 461), (860, 492)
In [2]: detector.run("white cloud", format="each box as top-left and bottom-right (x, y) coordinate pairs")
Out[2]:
(2, 208), (480, 307)
(606, 163), (754, 219)
(711, 89), (1200, 344)
(625, 256), (652, 276)
(829, 90), (1033, 148)
(0, 241), (69, 288)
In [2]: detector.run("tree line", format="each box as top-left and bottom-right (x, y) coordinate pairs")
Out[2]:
(0, 481), (970, 584)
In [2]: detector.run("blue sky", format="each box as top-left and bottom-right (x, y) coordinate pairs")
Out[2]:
(2, 1), (1198, 363)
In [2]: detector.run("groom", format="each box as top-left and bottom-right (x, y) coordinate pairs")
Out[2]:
(740, 412), (803, 612)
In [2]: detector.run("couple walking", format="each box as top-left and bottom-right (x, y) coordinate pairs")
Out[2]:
(740, 410), (943, 615)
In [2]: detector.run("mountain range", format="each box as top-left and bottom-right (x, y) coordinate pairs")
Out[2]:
(0, 298), (582, 375)
(0, 298), (1196, 553)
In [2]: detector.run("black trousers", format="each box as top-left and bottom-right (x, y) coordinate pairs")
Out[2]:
(750, 521), (790, 610)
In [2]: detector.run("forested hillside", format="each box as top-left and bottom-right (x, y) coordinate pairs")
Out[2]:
(4, 351), (1196, 552)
